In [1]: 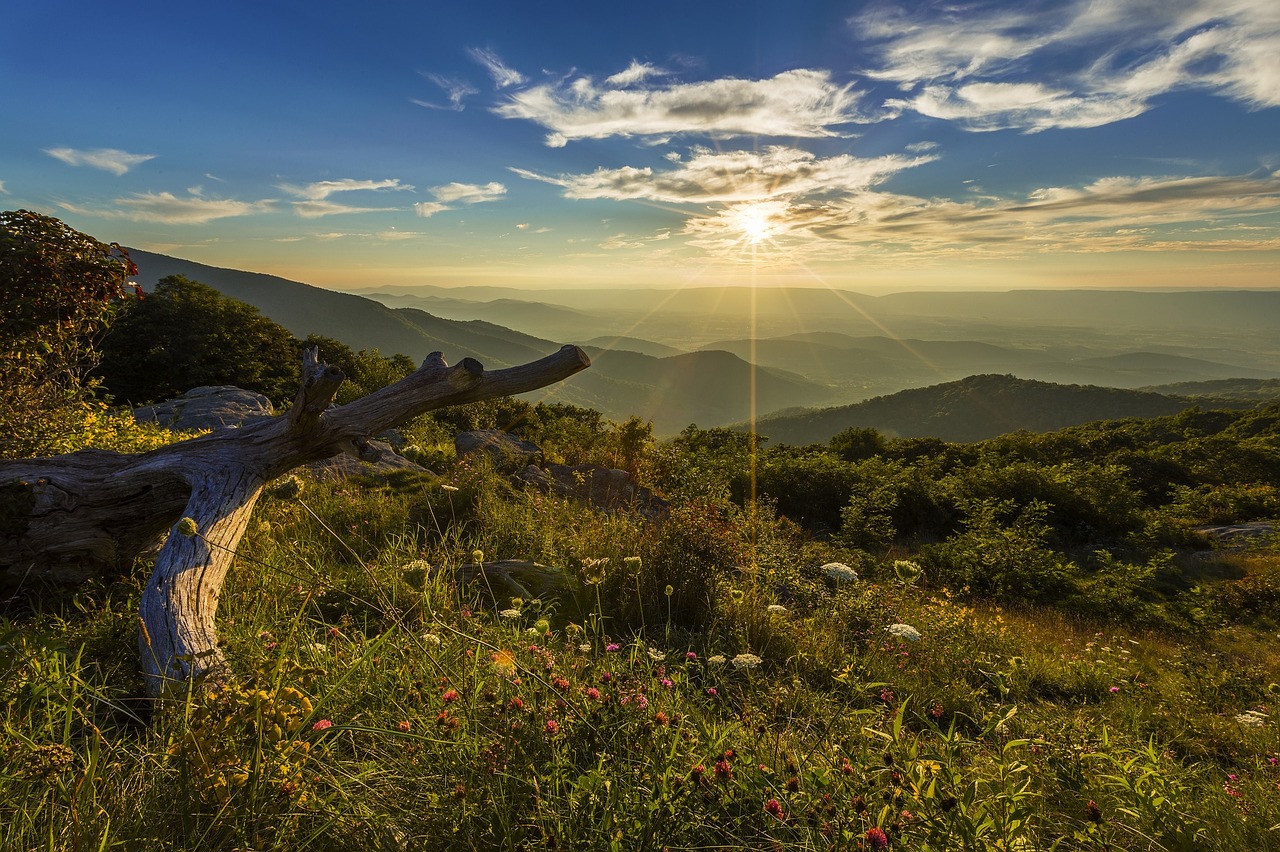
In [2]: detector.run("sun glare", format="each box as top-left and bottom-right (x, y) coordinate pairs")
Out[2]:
(728, 201), (786, 245)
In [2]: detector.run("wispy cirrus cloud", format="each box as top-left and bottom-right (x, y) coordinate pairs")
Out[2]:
(429, 181), (507, 204)
(512, 146), (932, 204)
(277, 177), (414, 217)
(468, 47), (526, 88)
(415, 73), (479, 110)
(854, 0), (1280, 132)
(496, 68), (876, 147)
(60, 191), (275, 224)
(605, 61), (669, 87)
(44, 146), (156, 175)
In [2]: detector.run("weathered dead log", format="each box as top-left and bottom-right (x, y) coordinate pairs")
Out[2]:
(1, 345), (590, 694)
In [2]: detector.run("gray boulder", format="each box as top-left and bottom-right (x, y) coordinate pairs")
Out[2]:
(133, 386), (274, 432)
(519, 463), (668, 520)
(307, 438), (432, 481)
(455, 429), (543, 468)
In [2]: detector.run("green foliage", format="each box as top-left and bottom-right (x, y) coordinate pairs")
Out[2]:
(97, 274), (300, 405)
(298, 333), (415, 404)
(0, 210), (136, 457)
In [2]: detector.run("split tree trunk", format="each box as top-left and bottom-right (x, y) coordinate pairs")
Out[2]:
(1, 345), (590, 695)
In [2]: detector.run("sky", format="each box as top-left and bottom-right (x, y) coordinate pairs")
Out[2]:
(3, 0), (1280, 293)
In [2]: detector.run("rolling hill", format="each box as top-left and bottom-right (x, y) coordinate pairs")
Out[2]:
(747, 374), (1252, 444)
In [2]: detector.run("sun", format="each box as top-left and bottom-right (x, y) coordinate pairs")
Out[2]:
(726, 200), (786, 245)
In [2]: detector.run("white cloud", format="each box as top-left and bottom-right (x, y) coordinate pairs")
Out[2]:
(605, 61), (668, 87)
(416, 73), (479, 110)
(430, 181), (507, 203)
(468, 47), (526, 88)
(278, 178), (413, 201)
(414, 202), (450, 218)
(0, 179), (6, 194)
(495, 69), (873, 146)
(512, 145), (933, 204)
(854, 0), (1280, 131)
(44, 147), (156, 176)
(61, 191), (275, 224)
(291, 200), (401, 219)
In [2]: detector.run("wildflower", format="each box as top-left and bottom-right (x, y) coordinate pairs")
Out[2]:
(441, 689), (459, 703)
(822, 562), (858, 583)
(579, 642), (592, 653)
(686, 651), (698, 661)
(1085, 800), (1103, 823)
(472, 549), (485, 563)
(661, 678), (674, 689)
(623, 556), (642, 567)
(441, 484), (459, 492)
(581, 558), (609, 584)
(606, 643), (621, 652)
(544, 719), (560, 735)
(1236, 710), (1268, 727)
(647, 647), (666, 662)
(865, 827), (889, 849)
(1109, 685), (1121, 694)
(664, 584), (674, 596)
(764, 798), (784, 819)
(706, 687), (718, 696)
(714, 759), (733, 781)
(509, 697), (525, 710)
(654, 711), (669, 726)
(491, 650), (517, 676)
(893, 559), (923, 586)
(585, 687), (601, 700)
(707, 654), (727, 666)
(176, 517), (199, 537)
(311, 719), (332, 732)
(633, 695), (649, 710)
(498, 609), (521, 620)
(397, 720), (411, 732)
(421, 633), (442, 647)
(731, 653), (762, 671)
(767, 604), (787, 614)
(886, 623), (922, 642)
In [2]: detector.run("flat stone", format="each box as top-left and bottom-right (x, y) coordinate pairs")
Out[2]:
(133, 386), (274, 432)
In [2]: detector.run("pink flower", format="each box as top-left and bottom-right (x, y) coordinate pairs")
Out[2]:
(442, 689), (459, 702)
(1109, 686), (1121, 694)
(706, 687), (718, 696)
(544, 719), (560, 734)
(661, 678), (674, 689)
(585, 687), (601, 700)
(311, 719), (332, 732)
(865, 827), (889, 849)
(764, 798), (784, 819)
(397, 720), (411, 732)
(606, 643), (621, 652)
(686, 651), (698, 660)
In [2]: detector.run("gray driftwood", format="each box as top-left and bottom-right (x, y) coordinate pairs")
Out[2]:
(0, 345), (590, 695)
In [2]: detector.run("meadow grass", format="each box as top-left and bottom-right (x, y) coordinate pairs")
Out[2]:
(3, 465), (1279, 851)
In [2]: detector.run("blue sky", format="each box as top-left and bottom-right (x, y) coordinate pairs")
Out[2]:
(3, 0), (1279, 292)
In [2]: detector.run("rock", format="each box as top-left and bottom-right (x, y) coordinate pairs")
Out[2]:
(455, 429), (543, 469)
(518, 462), (668, 520)
(133, 386), (274, 432)
(1195, 522), (1275, 546)
(307, 438), (431, 481)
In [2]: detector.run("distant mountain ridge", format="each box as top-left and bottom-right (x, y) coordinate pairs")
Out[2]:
(126, 249), (829, 433)
(747, 374), (1263, 445)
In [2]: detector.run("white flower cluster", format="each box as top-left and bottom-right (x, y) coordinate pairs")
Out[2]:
(707, 654), (727, 666)
(1236, 710), (1268, 727)
(421, 633), (442, 647)
(731, 653), (763, 671)
(822, 562), (858, 583)
(647, 647), (666, 662)
(886, 623), (922, 642)
(767, 604), (788, 614)
(498, 608), (522, 620)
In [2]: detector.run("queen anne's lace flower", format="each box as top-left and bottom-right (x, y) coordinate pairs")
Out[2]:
(731, 653), (763, 671)
(822, 562), (858, 583)
(767, 604), (787, 614)
(498, 609), (522, 620)
(1236, 710), (1268, 727)
(886, 623), (922, 642)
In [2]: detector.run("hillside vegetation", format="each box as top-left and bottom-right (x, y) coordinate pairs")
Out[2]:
(3, 393), (1279, 850)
